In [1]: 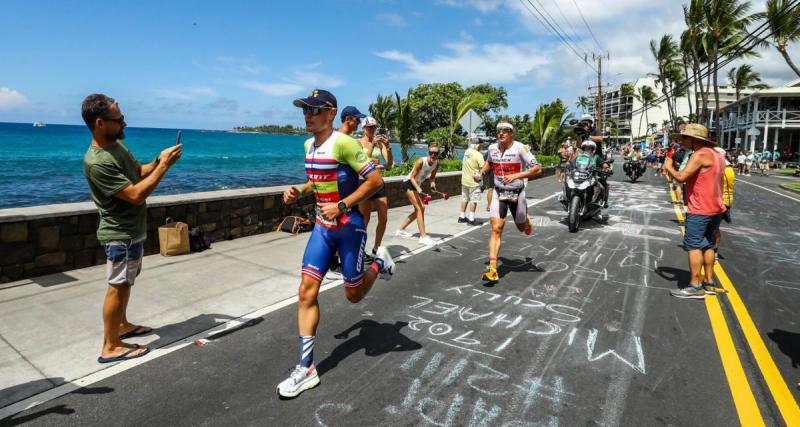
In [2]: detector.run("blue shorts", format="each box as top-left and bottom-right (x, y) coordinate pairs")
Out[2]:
(683, 213), (722, 251)
(103, 239), (145, 286)
(301, 217), (367, 287)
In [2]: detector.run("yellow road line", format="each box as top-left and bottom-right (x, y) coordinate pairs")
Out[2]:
(714, 264), (800, 426)
(667, 184), (766, 426)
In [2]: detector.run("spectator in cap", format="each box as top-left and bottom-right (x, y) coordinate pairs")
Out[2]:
(664, 124), (727, 299)
(339, 106), (366, 136)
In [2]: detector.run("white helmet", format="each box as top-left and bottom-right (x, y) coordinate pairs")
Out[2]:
(581, 140), (596, 151)
(580, 114), (593, 123)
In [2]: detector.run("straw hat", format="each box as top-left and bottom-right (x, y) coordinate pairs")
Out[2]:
(679, 123), (714, 145)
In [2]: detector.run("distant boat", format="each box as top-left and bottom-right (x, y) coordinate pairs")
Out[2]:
(32, 122), (46, 128)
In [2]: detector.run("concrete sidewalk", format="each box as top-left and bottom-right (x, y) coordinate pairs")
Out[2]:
(0, 183), (551, 410)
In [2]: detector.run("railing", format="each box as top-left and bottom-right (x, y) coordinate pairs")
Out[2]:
(721, 109), (800, 131)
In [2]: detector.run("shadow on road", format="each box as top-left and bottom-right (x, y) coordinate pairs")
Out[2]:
(655, 265), (690, 285)
(316, 320), (421, 376)
(0, 380), (113, 426)
(767, 329), (800, 368)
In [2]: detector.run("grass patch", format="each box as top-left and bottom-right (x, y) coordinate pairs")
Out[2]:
(786, 183), (800, 191)
(776, 168), (798, 176)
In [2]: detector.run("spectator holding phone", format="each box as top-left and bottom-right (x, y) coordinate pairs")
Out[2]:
(358, 117), (393, 259)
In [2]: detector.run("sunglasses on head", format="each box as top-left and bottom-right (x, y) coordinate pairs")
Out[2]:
(302, 106), (331, 116)
(104, 115), (125, 124)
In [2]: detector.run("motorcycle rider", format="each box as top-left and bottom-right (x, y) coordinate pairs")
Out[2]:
(574, 119), (611, 209)
(624, 145), (646, 176)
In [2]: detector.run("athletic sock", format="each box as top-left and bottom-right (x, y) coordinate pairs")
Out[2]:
(459, 212), (466, 219)
(489, 257), (497, 269)
(371, 257), (385, 273)
(299, 335), (315, 368)
(468, 212), (475, 221)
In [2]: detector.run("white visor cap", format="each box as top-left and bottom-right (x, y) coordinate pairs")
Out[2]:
(496, 122), (514, 131)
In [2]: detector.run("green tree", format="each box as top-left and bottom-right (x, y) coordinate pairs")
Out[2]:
(394, 90), (414, 163)
(575, 96), (591, 113)
(634, 85), (658, 137)
(683, 0), (708, 122)
(407, 82), (465, 139)
(368, 94), (396, 129)
(650, 34), (682, 129)
(727, 64), (770, 100)
(445, 93), (490, 158)
(531, 99), (571, 155)
(754, 0), (800, 78)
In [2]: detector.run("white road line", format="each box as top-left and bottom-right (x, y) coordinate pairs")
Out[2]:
(737, 178), (800, 203)
(0, 192), (559, 418)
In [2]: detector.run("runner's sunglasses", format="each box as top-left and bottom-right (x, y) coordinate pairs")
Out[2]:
(103, 115), (125, 123)
(302, 106), (332, 116)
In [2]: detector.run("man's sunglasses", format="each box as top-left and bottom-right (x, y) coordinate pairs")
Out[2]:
(302, 106), (332, 116)
(497, 129), (512, 135)
(429, 151), (440, 156)
(104, 115), (125, 124)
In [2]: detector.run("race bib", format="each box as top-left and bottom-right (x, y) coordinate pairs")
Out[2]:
(497, 189), (520, 202)
(315, 205), (339, 227)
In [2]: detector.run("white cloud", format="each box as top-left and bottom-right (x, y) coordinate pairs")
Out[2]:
(0, 87), (29, 111)
(436, 0), (503, 13)
(241, 82), (305, 96)
(377, 13), (407, 27)
(375, 42), (552, 85)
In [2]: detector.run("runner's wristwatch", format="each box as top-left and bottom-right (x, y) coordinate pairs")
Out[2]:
(337, 201), (350, 213)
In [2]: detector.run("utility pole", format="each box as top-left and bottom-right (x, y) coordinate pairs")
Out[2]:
(592, 52), (609, 134)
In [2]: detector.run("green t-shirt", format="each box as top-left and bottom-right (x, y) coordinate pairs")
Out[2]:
(83, 141), (147, 241)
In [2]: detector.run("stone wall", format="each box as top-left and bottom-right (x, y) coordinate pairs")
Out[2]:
(0, 169), (554, 283)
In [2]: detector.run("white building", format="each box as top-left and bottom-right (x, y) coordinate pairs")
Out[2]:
(587, 78), (755, 144)
(719, 78), (800, 156)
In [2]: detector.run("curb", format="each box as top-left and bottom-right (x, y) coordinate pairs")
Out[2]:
(779, 184), (800, 195)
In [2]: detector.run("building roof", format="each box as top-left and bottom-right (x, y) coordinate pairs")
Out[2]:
(720, 79), (800, 110)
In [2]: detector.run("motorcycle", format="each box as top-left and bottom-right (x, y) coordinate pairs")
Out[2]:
(623, 159), (643, 183)
(559, 154), (614, 232)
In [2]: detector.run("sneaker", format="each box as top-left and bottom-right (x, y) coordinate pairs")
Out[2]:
(277, 365), (320, 398)
(467, 218), (477, 226)
(458, 217), (468, 223)
(482, 266), (499, 282)
(395, 229), (413, 238)
(523, 218), (533, 236)
(702, 282), (727, 295)
(374, 246), (395, 280)
(418, 235), (437, 246)
(669, 286), (706, 299)
(325, 266), (343, 281)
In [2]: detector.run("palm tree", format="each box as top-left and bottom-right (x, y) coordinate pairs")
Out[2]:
(703, 0), (754, 137)
(650, 35), (682, 129)
(368, 94), (396, 129)
(727, 65), (770, 99)
(532, 102), (571, 155)
(575, 96), (590, 113)
(393, 91), (414, 163)
(755, 0), (800, 78)
(683, 0), (709, 122)
(447, 93), (490, 157)
(680, 30), (695, 118)
(634, 85), (658, 137)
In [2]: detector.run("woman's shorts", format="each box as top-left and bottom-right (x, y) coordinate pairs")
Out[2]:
(369, 185), (388, 200)
(401, 180), (416, 192)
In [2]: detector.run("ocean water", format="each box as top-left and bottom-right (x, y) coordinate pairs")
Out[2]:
(0, 122), (446, 209)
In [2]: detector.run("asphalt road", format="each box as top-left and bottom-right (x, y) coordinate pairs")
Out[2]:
(4, 163), (799, 426)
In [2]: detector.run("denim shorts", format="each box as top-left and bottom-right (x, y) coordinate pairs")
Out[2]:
(683, 214), (722, 251)
(103, 239), (145, 286)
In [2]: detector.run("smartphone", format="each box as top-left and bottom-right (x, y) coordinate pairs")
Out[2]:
(175, 130), (182, 145)
(376, 127), (387, 136)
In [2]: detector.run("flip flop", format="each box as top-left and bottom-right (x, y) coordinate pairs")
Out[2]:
(97, 345), (150, 364)
(119, 325), (153, 340)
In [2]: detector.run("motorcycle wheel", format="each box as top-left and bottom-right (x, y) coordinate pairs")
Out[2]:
(629, 173), (637, 183)
(568, 195), (582, 232)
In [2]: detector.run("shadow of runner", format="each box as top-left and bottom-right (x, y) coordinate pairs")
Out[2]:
(316, 320), (421, 376)
(767, 329), (800, 368)
(0, 382), (113, 426)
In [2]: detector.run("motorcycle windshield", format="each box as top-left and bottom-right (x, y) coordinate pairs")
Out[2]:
(574, 154), (592, 173)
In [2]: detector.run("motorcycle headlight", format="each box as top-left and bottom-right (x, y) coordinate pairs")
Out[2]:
(577, 180), (592, 190)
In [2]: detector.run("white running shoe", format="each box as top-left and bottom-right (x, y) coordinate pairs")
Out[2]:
(277, 365), (320, 398)
(395, 229), (413, 238)
(325, 267), (343, 281)
(418, 235), (437, 246)
(374, 246), (395, 280)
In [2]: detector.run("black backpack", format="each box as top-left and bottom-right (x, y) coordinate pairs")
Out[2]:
(189, 226), (211, 252)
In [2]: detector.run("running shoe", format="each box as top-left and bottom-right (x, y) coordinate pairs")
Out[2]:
(458, 217), (468, 223)
(375, 246), (395, 280)
(669, 286), (706, 299)
(325, 266), (343, 281)
(418, 235), (437, 246)
(482, 266), (499, 282)
(467, 218), (477, 226)
(277, 364), (319, 398)
(523, 218), (533, 236)
(395, 229), (413, 238)
(702, 282), (727, 295)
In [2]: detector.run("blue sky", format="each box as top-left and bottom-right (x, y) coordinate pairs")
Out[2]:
(0, 0), (796, 130)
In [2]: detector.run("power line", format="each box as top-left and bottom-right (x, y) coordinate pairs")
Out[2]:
(531, 0), (588, 57)
(629, 0), (800, 119)
(517, 0), (597, 72)
(548, 0), (593, 55)
(570, 0), (604, 51)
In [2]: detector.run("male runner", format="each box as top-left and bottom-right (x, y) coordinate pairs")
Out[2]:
(277, 89), (395, 398)
(479, 122), (542, 282)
